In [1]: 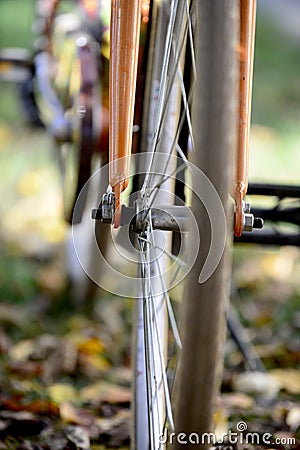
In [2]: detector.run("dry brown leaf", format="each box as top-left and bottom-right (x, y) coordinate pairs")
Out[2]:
(220, 392), (254, 410)
(232, 371), (281, 399)
(96, 410), (130, 447)
(21, 399), (59, 416)
(80, 381), (131, 406)
(8, 339), (36, 362)
(286, 406), (300, 431)
(255, 343), (286, 359)
(109, 366), (132, 386)
(79, 353), (111, 378)
(43, 339), (78, 383)
(271, 403), (290, 425)
(64, 425), (91, 449)
(8, 334), (59, 362)
(270, 369), (300, 395)
(60, 402), (96, 427)
(7, 360), (43, 377)
(36, 265), (66, 292)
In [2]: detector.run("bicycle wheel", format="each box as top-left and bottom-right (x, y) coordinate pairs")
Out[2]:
(131, 1), (239, 448)
(73, 0), (238, 445)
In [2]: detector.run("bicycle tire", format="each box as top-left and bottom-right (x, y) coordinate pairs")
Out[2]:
(174, 1), (239, 446)
(130, 1), (239, 448)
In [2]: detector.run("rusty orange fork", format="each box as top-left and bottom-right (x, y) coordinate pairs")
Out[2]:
(234, 0), (257, 237)
(109, 0), (142, 227)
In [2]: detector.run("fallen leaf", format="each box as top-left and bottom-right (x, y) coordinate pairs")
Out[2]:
(109, 366), (132, 386)
(43, 338), (78, 383)
(80, 381), (131, 406)
(8, 360), (43, 377)
(9, 334), (59, 362)
(220, 392), (254, 410)
(64, 425), (91, 449)
(286, 406), (300, 431)
(39, 426), (69, 448)
(213, 408), (228, 440)
(79, 353), (111, 378)
(232, 371), (281, 399)
(270, 369), (300, 395)
(36, 268), (66, 295)
(21, 399), (59, 416)
(8, 339), (36, 362)
(77, 337), (105, 355)
(255, 343), (287, 359)
(271, 403), (289, 425)
(47, 383), (79, 406)
(60, 402), (96, 427)
(0, 411), (35, 421)
(96, 410), (130, 447)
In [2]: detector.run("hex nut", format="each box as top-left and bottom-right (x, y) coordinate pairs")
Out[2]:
(243, 213), (254, 232)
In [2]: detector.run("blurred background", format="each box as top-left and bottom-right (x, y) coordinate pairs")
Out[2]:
(0, 0), (300, 448)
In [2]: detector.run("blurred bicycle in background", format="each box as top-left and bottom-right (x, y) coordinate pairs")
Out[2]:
(0, 0), (113, 303)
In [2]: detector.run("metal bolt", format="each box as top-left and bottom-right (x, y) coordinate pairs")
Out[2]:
(243, 213), (254, 232)
(244, 202), (251, 214)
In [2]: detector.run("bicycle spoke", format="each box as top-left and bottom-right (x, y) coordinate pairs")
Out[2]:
(142, 0), (180, 194)
(139, 239), (161, 450)
(142, 2), (197, 203)
(149, 221), (182, 350)
(141, 0), (194, 190)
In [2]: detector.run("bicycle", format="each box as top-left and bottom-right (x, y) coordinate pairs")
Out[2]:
(3, 1), (291, 448)
(0, 0), (112, 305)
(24, 0), (261, 448)
(73, 1), (262, 449)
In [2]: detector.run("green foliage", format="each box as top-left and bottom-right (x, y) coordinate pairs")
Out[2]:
(0, 0), (35, 48)
(253, 15), (300, 130)
(0, 253), (38, 303)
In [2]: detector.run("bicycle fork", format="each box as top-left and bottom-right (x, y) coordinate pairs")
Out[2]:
(104, 0), (262, 236)
(234, 0), (258, 236)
